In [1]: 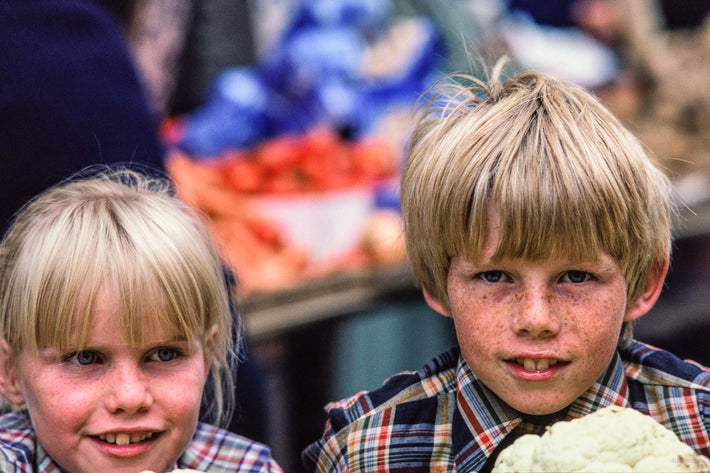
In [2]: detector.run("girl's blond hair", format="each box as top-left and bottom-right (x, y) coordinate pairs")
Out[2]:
(402, 62), (673, 347)
(0, 168), (237, 425)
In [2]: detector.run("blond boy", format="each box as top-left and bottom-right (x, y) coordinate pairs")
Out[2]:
(302, 63), (710, 472)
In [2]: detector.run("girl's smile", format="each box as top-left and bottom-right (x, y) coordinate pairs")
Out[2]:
(2, 288), (211, 473)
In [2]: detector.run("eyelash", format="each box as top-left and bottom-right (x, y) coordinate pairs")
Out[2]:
(65, 351), (99, 366)
(477, 271), (509, 283)
(475, 270), (593, 283)
(561, 270), (592, 283)
(146, 347), (182, 362)
(63, 347), (183, 366)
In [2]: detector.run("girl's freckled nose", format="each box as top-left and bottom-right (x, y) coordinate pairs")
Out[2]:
(104, 363), (153, 415)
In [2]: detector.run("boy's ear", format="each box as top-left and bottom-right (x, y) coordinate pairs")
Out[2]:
(0, 340), (25, 406)
(623, 256), (670, 322)
(422, 287), (451, 318)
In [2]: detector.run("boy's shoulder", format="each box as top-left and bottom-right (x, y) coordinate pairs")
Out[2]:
(622, 340), (710, 390)
(321, 346), (460, 434)
(183, 422), (282, 472)
(621, 340), (710, 456)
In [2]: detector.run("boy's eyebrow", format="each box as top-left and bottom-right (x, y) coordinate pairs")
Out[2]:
(456, 254), (610, 268)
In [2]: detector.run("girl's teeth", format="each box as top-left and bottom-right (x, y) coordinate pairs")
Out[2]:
(99, 432), (153, 445)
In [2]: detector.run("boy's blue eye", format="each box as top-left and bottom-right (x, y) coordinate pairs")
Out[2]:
(564, 270), (591, 283)
(479, 271), (507, 283)
(68, 351), (98, 365)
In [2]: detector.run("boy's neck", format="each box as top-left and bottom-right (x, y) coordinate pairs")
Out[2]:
(520, 408), (569, 426)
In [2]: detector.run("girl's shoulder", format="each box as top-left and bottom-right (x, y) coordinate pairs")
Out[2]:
(0, 409), (38, 471)
(180, 422), (282, 472)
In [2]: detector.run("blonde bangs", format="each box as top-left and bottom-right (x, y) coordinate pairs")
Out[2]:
(403, 65), (672, 307)
(93, 189), (229, 353)
(3, 172), (230, 358)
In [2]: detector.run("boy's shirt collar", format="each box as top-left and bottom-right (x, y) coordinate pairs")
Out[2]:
(452, 350), (629, 471)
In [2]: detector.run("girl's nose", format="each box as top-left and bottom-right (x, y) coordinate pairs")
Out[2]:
(104, 363), (153, 415)
(512, 286), (562, 338)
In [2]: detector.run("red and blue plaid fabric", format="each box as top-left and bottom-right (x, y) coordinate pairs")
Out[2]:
(0, 410), (282, 472)
(302, 340), (710, 472)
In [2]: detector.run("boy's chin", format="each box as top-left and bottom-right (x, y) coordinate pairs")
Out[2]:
(504, 395), (576, 417)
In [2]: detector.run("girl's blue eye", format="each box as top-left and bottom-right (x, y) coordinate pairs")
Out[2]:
(479, 271), (507, 283)
(69, 351), (98, 365)
(150, 348), (178, 362)
(564, 270), (591, 283)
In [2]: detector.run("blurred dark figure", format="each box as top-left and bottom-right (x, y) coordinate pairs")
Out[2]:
(0, 0), (165, 235)
(0, 0), (270, 446)
(508, 0), (710, 39)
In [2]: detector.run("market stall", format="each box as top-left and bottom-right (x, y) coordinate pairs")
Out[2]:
(131, 1), (710, 470)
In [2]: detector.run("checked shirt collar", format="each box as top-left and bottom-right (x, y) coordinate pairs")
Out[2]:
(451, 351), (629, 472)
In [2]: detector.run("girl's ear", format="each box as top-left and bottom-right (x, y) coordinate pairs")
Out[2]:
(623, 256), (670, 322)
(0, 340), (25, 406)
(422, 287), (451, 318)
(202, 325), (219, 379)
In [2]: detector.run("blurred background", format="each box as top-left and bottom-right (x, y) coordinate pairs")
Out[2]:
(3, 0), (710, 471)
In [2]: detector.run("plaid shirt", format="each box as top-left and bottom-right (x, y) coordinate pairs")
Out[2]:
(0, 410), (282, 472)
(302, 340), (710, 472)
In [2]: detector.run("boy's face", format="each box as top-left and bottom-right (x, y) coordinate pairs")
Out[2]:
(423, 215), (660, 416)
(0, 290), (210, 473)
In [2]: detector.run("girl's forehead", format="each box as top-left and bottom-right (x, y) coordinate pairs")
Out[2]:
(65, 288), (185, 347)
(68, 311), (181, 347)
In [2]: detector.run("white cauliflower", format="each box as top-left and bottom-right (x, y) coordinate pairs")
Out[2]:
(492, 406), (710, 472)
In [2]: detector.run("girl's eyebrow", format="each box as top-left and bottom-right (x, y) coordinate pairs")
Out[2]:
(141, 334), (193, 345)
(37, 347), (63, 360)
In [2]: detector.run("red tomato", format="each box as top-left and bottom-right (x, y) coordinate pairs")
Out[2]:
(253, 134), (303, 171)
(261, 169), (306, 193)
(351, 139), (397, 181)
(222, 154), (264, 193)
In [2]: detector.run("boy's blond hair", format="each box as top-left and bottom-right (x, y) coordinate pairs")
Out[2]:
(401, 62), (673, 347)
(0, 168), (236, 426)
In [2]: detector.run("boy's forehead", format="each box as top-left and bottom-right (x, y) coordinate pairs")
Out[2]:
(480, 209), (502, 256)
(466, 207), (612, 264)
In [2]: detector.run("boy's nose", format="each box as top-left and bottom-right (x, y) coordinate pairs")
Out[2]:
(512, 286), (561, 338)
(104, 364), (153, 415)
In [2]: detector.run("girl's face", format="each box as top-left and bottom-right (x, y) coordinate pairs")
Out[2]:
(0, 290), (211, 473)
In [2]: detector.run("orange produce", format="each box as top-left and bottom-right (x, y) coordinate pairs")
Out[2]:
(167, 128), (403, 294)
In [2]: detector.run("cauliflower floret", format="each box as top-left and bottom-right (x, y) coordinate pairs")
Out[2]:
(492, 406), (710, 472)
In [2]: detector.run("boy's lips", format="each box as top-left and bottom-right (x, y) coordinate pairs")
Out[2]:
(504, 355), (570, 374)
(513, 357), (560, 371)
